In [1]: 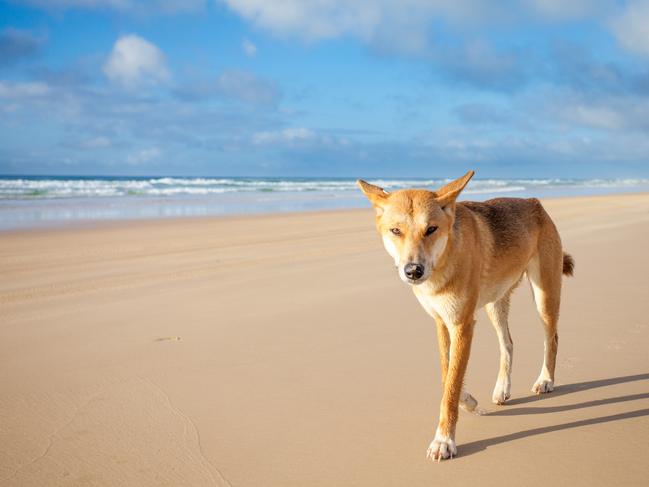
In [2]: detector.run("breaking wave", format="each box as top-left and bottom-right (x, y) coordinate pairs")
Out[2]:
(2, 176), (648, 200)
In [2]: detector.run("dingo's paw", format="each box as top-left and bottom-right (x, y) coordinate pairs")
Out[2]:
(460, 391), (478, 413)
(426, 433), (457, 462)
(532, 378), (554, 394)
(492, 380), (511, 405)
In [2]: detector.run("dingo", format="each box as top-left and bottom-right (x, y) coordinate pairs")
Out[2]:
(357, 171), (574, 461)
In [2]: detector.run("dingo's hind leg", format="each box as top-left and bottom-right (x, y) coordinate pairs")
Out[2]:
(527, 247), (562, 394)
(486, 294), (513, 404)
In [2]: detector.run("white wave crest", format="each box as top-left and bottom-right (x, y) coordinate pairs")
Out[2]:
(1, 176), (648, 200)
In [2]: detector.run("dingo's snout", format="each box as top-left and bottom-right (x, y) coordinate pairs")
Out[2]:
(404, 262), (425, 282)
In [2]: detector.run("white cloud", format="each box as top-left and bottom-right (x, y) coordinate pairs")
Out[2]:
(549, 93), (649, 132)
(566, 105), (625, 130)
(220, 0), (607, 54)
(103, 34), (171, 89)
(220, 0), (448, 53)
(610, 1), (649, 57)
(242, 38), (257, 56)
(226, 1), (395, 38)
(220, 1), (619, 56)
(0, 80), (50, 97)
(126, 147), (161, 164)
(253, 127), (315, 145)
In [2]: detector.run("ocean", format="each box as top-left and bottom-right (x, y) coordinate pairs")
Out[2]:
(1, 175), (648, 230)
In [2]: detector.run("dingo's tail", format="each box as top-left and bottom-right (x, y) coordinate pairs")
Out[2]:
(562, 252), (575, 277)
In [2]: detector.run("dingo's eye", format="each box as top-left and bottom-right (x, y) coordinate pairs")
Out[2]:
(425, 226), (438, 236)
(390, 228), (402, 236)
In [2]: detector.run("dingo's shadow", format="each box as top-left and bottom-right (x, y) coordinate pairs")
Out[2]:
(459, 373), (649, 458)
(504, 373), (649, 406)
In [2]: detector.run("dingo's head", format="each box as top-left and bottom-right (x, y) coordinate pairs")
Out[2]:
(357, 170), (474, 285)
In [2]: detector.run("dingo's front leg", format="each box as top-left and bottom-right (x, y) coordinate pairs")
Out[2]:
(437, 318), (480, 414)
(427, 321), (474, 461)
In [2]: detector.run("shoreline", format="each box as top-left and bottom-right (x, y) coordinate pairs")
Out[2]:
(3, 190), (649, 235)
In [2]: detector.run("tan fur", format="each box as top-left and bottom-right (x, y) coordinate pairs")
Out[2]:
(357, 171), (574, 461)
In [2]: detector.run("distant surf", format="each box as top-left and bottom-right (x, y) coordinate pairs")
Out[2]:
(3, 176), (649, 199)
(1, 175), (648, 230)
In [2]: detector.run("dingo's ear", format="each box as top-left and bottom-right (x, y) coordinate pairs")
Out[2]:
(357, 180), (389, 216)
(435, 170), (474, 211)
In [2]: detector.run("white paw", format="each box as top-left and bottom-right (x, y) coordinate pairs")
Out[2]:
(492, 379), (511, 405)
(426, 432), (457, 462)
(532, 378), (554, 394)
(460, 391), (479, 413)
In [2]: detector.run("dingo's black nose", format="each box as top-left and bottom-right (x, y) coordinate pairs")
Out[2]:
(404, 263), (424, 280)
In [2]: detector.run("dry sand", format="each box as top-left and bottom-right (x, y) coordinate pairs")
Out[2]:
(1, 193), (649, 486)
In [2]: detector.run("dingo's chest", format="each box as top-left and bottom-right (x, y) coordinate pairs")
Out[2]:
(413, 273), (522, 326)
(413, 286), (462, 327)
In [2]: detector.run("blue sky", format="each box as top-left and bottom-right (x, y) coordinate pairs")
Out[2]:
(1, 0), (649, 178)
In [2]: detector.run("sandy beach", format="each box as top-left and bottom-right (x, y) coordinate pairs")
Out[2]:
(1, 193), (649, 486)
